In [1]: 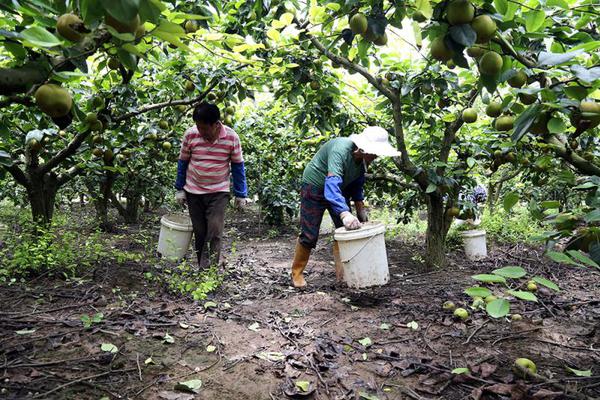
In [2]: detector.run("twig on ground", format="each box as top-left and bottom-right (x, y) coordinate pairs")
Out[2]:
(464, 320), (489, 344)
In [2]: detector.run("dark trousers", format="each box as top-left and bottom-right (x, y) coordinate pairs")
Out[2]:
(186, 191), (229, 268)
(299, 183), (346, 249)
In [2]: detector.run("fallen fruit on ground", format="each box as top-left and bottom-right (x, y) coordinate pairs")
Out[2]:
(453, 307), (469, 320)
(514, 358), (537, 377)
(443, 301), (456, 310)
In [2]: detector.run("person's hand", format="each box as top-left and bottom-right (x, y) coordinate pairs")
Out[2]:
(355, 201), (369, 223)
(175, 190), (187, 206)
(340, 211), (361, 230)
(234, 197), (247, 210)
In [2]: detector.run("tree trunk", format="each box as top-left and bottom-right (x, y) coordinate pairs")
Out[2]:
(123, 192), (142, 224)
(424, 194), (452, 271)
(27, 173), (59, 225)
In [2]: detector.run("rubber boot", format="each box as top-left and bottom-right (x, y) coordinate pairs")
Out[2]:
(333, 241), (344, 282)
(291, 240), (311, 288)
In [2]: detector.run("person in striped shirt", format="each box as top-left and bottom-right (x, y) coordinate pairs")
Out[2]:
(175, 102), (248, 269)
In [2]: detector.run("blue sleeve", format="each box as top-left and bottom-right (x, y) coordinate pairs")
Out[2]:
(231, 161), (248, 198)
(344, 174), (365, 201)
(175, 159), (189, 190)
(324, 175), (350, 215)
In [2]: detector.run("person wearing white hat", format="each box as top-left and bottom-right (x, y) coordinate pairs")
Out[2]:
(291, 126), (401, 288)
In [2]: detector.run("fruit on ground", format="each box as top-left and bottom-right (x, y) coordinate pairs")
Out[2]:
(373, 32), (388, 46)
(310, 81), (320, 90)
(185, 20), (198, 33)
(56, 13), (84, 42)
(413, 11), (427, 22)
(162, 141), (172, 150)
(159, 120), (169, 129)
(514, 358), (537, 377)
(484, 295), (497, 303)
(105, 14), (140, 34)
(448, 207), (460, 217)
(508, 70), (527, 88)
(486, 102), (503, 117)
(349, 13), (368, 35)
(472, 297), (485, 308)
(479, 52), (503, 75)
(495, 115), (514, 131)
(527, 281), (537, 292)
(185, 81), (195, 91)
(29, 139), (42, 152)
(467, 46), (485, 58)
(446, 0), (475, 25)
(471, 15), (496, 43)
(519, 93), (538, 105)
(454, 308), (469, 320)
(430, 36), (453, 62)
(511, 314), (523, 321)
(35, 84), (73, 118)
(462, 108), (478, 123)
(443, 301), (456, 310)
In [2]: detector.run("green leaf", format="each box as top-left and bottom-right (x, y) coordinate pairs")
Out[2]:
(566, 250), (599, 268)
(570, 65), (600, 84)
(538, 50), (584, 67)
(507, 290), (538, 302)
(464, 286), (492, 297)
(295, 380), (310, 392)
(566, 367), (592, 377)
(486, 298), (510, 318)
(512, 104), (542, 142)
(204, 301), (217, 309)
(358, 337), (372, 347)
(584, 209), (600, 223)
(21, 27), (61, 47)
(101, 343), (118, 353)
(524, 10), (546, 32)
(15, 329), (36, 335)
(541, 200), (560, 209)
(547, 0), (569, 9)
(406, 321), (419, 330)
(547, 117), (566, 134)
(175, 379), (202, 393)
(503, 192), (519, 212)
(532, 276), (560, 291)
(449, 24), (476, 47)
(546, 251), (579, 266)
(0, 151), (12, 167)
(492, 266), (527, 278)
(452, 367), (470, 374)
(415, 0), (433, 18)
(358, 392), (380, 400)
(102, 0), (141, 23)
(472, 274), (507, 284)
(494, 0), (508, 14)
(425, 183), (437, 193)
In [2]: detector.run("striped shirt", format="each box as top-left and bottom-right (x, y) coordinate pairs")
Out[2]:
(179, 123), (244, 194)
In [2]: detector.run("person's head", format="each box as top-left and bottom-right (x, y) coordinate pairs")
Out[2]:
(349, 126), (401, 166)
(352, 148), (378, 165)
(193, 102), (221, 141)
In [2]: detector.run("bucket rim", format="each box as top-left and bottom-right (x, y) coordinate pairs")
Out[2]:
(460, 229), (486, 238)
(161, 213), (193, 231)
(334, 221), (385, 241)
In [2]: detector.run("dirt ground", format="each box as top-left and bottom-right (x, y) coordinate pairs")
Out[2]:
(1, 207), (599, 400)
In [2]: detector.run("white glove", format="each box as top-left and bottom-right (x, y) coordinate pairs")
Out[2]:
(340, 211), (361, 230)
(175, 190), (186, 206)
(234, 197), (247, 210)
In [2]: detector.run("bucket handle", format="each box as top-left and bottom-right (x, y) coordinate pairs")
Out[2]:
(340, 233), (380, 264)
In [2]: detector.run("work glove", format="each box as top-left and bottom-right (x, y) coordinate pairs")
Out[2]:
(234, 197), (247, 210)
(340, 211), (361, 230)
(175, 190), (187, 206)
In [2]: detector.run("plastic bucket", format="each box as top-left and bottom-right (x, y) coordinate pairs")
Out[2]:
(333, 222), (389, 288)
(461, 229), (487, 260)
(157, 213), (194, 260)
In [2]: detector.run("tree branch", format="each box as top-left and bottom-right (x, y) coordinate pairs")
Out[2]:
(4, 163), (29, 188)
(38, 128), (93, 175)
(57, 165), (83, 187)
(366, 172), (419, 190)
(546, 136), (600, 176)
(493, 35), (536, 68)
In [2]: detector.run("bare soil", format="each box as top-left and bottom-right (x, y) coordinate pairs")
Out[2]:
(1, 207), (599, 400)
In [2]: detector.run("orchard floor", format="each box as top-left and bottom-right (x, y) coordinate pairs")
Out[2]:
(1, 206), (599, 400)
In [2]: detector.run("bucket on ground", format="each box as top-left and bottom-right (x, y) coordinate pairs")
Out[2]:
(461, 229), (487, 260)
(157, 213), (193, 260)
(333, 222), (389, 288)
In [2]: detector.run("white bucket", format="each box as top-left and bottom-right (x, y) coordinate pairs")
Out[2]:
(157, 213), (194, 260)
(461, 229), (487, 260)
(333, 222), (389, 288)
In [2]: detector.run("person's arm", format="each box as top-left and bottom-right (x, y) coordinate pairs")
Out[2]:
(345, 174), (367, 222)
(230, 131), (248, 205)
(175, 130), (191, 204)
(324, 149), (360, 229)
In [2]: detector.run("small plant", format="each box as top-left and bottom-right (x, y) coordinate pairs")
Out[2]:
(81, 312), (104, 328)
(148, 260), (224, 301)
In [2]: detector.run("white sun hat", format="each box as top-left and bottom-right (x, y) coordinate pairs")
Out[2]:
(349, 126), (401, 157)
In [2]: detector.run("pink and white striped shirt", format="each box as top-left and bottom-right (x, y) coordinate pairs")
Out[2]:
(179, 123), (243, 194)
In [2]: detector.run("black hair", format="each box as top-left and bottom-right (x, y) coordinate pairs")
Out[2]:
(192, 102), (220, 124)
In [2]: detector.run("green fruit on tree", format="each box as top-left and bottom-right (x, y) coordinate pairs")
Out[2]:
(85, 112), (98, 124)
(162, 141), (172, 150)
(412, 11), (427, 22)
(484, 295), (497, 303)
(514, 358), (537, 377)
(471, 15), (496, 43)
(108, 58), (120, 70)
(105, 13), (140, 34)
(529, 113), (550, 135)
(527, 281), (537, 292)
(570, 140), (578, 149)
(446, 0), (475, 25)
(92, 148), (103, 157)
(511, 314), (523, 321)
(486, 102), (503, 117)
(479, 51), (503, 75)
(571, 100), (600, 130)
(447, 59), (456, 69)
(506, 152), (516, 162)
(443, 301), (456, 311)
(462, 108), (478, 123)
(90, 120), (103, 132)
(29, 139), (42, 152)
(466, 46), (485, 58)
(185, 81), (195, 92)
(92, 135), (102, 144)
(185, 20), (198, 33)
(35, 84), (73, 118)
(453, 307), (469, 320)
(508, 70), (527, 88)
(495, 115), (514, 131)
(519, 93), (538, 105)
(373, 32), (388, 46)
(177, 105), (187, 112)
(349, 13), (368, 35)
(147, 133), (158, 141)
(310, 81), (320, 90)
(430, 36), (453, 62)
(207, 92), (217, 101)
(103, 149), (114, 163)
(493, 149), (503, 158)
(225, 106), (235, 115)
(115, 154), (126, 162)
(91, 96), (105, 109)
(224, 115), (233, 125)
(56, 13), (84, 42)
(448, 207), (460, 217)
(159, 120), (169, 129)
